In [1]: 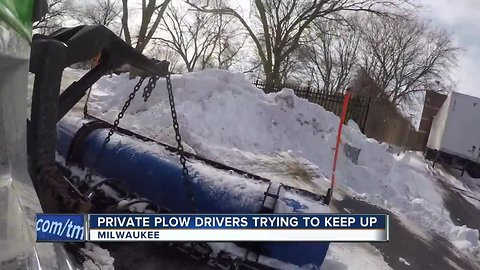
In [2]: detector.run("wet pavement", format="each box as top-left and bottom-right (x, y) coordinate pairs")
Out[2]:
(333, 196), (479, 270)
(435, 177), (480, 229)
(329, 160), (480, 270)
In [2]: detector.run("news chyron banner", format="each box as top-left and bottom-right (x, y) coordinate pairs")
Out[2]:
(36, 214), (389, 242)
(36, 214), (86, 242)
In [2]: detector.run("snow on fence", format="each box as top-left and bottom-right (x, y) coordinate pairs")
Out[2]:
(253, 80), (371, 132)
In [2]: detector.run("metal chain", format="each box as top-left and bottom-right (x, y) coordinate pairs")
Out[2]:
(165, 73), (198, 212)
(142, 75), (159, 102)
(84, 77), (147, 184)
(83, 73), (197, 212)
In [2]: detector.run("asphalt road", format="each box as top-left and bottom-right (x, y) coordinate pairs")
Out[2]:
(333, 196), (479, 270)
(332, 170), (480, 270)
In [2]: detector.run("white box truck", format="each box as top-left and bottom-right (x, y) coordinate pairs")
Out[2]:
(427, 92), (480, 174)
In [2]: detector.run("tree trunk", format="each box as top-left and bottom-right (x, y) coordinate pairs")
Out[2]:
(263, 58), (282, 93)
(121, 0), (131, 46)
(264, 72), (275, 93)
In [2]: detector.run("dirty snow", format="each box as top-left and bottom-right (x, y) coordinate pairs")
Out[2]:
(77, 68), (480, 267)
(81, 243), (115, 270)
(322, 244), (392, 270)
(428, 162), (480, 210)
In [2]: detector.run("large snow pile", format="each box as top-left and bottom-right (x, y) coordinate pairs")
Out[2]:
(86, 69), (479, 258)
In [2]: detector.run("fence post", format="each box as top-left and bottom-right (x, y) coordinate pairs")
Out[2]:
(361, 97), (372, 133)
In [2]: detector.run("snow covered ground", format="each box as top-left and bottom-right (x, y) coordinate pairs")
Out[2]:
(61, 68), (479, 269)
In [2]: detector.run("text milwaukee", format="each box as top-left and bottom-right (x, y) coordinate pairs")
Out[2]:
(98, 230), (161, 240)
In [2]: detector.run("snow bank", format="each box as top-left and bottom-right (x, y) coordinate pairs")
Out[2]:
(450, 225), (480, 252)
(89, 69), (341, 169)
(86, 69), (479, 258)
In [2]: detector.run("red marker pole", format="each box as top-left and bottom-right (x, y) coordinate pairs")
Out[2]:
(325, 91), (352, 204)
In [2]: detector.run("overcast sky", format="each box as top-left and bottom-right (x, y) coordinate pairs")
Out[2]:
(422, 0), (480, 97)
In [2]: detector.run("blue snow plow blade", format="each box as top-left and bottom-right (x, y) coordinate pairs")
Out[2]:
(56, 118), (330, 267)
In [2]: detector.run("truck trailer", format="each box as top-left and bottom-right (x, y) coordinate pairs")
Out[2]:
(426, 91), (480, 175)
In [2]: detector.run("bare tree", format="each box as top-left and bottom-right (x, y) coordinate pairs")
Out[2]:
(121, 0), (171, 53)
(153, 1), (245, 72)
(300, 18), (360, 93)
(72, 0), (122, 29)
(149, 43), (182, 72)
(210, 12), (247, 70)
(358, 14), (459, 104)
(33, 0), (70, 34)
(154, 4), (218, 72)
(187, 0), (411, 90)
(279, 52), (302, 84)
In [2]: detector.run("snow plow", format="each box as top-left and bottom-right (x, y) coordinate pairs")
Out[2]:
(2, 2), (331, 269)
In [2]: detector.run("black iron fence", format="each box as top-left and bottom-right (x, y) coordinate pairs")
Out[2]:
(253, 80), (371, 131)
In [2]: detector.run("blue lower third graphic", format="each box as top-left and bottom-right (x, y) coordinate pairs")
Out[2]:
(36, 214), (86, 242)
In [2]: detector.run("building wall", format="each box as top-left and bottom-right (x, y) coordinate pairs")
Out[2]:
(348, 68), (447, 149)
(349, 69), (417, 148)
(363, 98), (416, 147)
